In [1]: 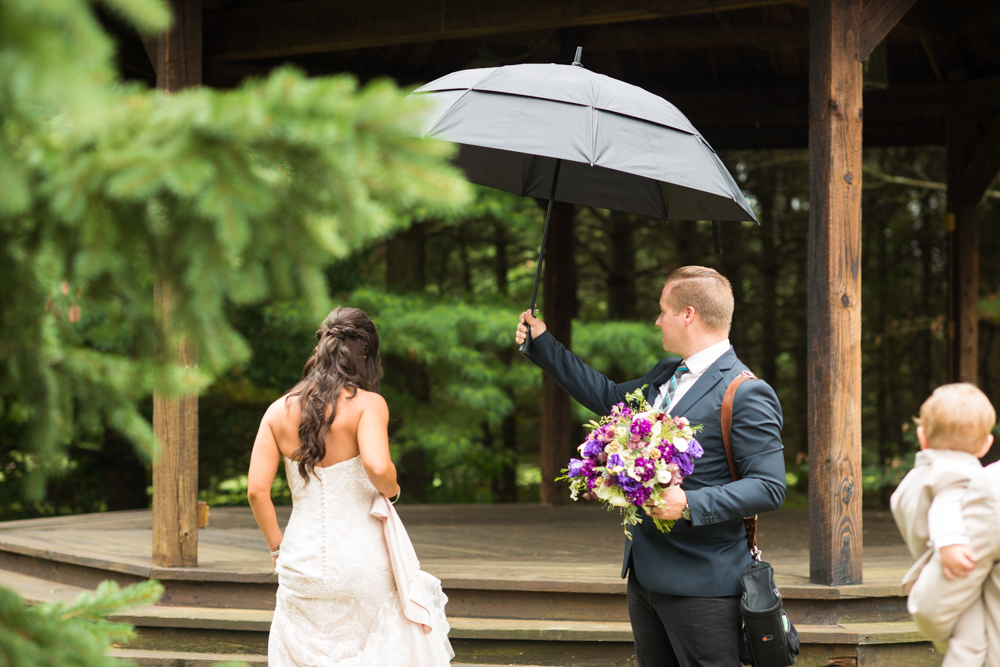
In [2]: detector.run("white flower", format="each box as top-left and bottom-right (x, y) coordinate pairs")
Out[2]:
(650, 422), (663, 438)
(656, 469), (672, 484)
(595, 482), (613, 501)
(682, 426), (694, 439)
(672, 436), (689, 452)
(608, 493), (630, 507)
(615, 425), (629, 439)
(634, 411), (653, 422)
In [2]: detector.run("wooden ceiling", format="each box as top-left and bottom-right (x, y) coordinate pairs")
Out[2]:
(110, 0), (1000, 149)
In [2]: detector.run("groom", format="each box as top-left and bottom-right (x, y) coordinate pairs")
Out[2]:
(515, 266), (786, 667)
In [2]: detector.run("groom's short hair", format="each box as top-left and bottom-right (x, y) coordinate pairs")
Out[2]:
(664, 266), (734, 333)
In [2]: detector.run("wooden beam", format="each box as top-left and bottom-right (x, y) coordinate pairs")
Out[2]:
(152, 0), (202, 570)
(858, 0), (918, 61)
(539, 203), (576, 506)
(807, 0), (864, 586)
(582, 19), (938, 54)
(584, 24), (810, 52)
(947, 114), (981, 385)
(203, 0), (797, 61)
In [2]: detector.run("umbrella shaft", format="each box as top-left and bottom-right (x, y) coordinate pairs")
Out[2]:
(528, 159), (563, 313)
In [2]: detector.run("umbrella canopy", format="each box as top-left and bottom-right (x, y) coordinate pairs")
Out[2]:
(414, 62), (756, 223)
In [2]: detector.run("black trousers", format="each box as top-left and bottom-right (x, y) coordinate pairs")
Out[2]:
(627, 569), (742, 667)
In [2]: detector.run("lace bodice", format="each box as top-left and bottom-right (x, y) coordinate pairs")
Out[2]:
(277, 455), (395, 603)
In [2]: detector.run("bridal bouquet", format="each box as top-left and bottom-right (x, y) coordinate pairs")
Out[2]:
(560, 386), (704, 536)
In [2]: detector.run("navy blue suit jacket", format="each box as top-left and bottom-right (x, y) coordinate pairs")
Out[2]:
(528, 331), (786, 597)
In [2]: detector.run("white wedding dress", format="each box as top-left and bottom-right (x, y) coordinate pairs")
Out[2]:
(269, 455), (454, 666)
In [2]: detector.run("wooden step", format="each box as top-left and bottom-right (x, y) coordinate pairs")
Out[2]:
(108, 649), (267, 667)
(0, 540), (911, 627)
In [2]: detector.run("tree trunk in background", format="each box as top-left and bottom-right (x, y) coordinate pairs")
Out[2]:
(759, 174), (782, 384)
(492, 224), (518, 501)
(494, 220), (509, 296)
(386, 223), (426, 290)
(946, 115), (980, 385)
(540, 202), (576, 506)
(386, 222), (430, 500)
(607, 213), (636, 321)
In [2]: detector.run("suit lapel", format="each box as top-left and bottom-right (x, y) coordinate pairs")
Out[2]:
(669, 348), (737, 416)
(646, 359), (684, 405)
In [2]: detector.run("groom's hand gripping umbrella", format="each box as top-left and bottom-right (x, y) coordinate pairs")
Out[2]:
(412, 47), (756, 354)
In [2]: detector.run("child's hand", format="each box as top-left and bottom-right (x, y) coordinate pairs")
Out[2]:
(940, 544), (976, 581)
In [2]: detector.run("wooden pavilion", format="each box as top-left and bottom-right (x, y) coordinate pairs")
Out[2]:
(118, 0), (1000, 581)
(1, 1), (998, 665)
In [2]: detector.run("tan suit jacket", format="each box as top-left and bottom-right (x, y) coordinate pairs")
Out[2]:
(909, 461), (1000, 666)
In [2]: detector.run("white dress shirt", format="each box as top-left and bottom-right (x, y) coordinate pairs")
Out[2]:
(653, 339), (732, 414)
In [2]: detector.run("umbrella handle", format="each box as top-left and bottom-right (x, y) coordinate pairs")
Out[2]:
(519, 159), (563, 356)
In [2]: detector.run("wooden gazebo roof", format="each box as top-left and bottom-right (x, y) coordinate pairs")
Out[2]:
(113, 0), (1000, 150)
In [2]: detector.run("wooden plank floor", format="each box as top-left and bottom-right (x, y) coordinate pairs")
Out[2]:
(0, 505), (912, 596)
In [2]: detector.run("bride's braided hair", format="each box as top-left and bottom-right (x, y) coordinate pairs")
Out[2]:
(287, 307), (382, 481)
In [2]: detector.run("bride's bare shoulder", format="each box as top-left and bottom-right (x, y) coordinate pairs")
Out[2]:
(262, 394), (300, 425)
(343, 388), (387, 414)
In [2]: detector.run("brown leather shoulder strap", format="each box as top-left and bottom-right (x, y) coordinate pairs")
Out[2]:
(721, 369), (759, 554)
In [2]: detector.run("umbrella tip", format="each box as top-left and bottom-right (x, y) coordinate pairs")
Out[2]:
(572, 46), (583, 66)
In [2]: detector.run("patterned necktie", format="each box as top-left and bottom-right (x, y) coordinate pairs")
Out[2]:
(662, 362), (689, 410)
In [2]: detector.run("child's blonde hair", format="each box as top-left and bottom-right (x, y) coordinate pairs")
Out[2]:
(919, 383), (996, 453)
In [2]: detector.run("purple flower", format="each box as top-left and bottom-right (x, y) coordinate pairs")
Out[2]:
(626, 486), (652, 506)
(607, 453), (625, 470)
(568, 458), (586, 477)
(633, 457), (657, 483)
(674, 452), (695, 477)
(616, 474), (641, 493)
(688, 439), (704, 459)
(582, 440), (604, 458)
(659, 444), (675, 464)
(631, 418), (652, 437)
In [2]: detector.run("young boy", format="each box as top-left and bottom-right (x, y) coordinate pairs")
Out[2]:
(891, 383), (995, 667)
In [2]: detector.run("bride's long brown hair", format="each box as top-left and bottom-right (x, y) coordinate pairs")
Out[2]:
(287, 307), (382, 481)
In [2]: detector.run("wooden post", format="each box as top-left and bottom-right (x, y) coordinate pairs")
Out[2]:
(946, 113), (1000, 384)
(807, 0), (864, 586)
(539, 203), (576, 506)
(152, 0), (202, 569)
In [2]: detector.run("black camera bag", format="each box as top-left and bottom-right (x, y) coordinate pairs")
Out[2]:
(737, 559), (800, 666)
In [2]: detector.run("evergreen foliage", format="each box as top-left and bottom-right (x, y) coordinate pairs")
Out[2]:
(0, 0), (471, 501)
(0, 580), (163, 667)
(0, 0), (469, 663)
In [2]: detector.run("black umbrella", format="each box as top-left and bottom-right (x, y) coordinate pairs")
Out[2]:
(413, 48), (756, 353)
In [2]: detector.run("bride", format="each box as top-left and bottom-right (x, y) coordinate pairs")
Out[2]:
(247, 307), (453, 666)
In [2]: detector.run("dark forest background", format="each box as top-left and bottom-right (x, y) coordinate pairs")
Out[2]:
(3, 145), (999, 517)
